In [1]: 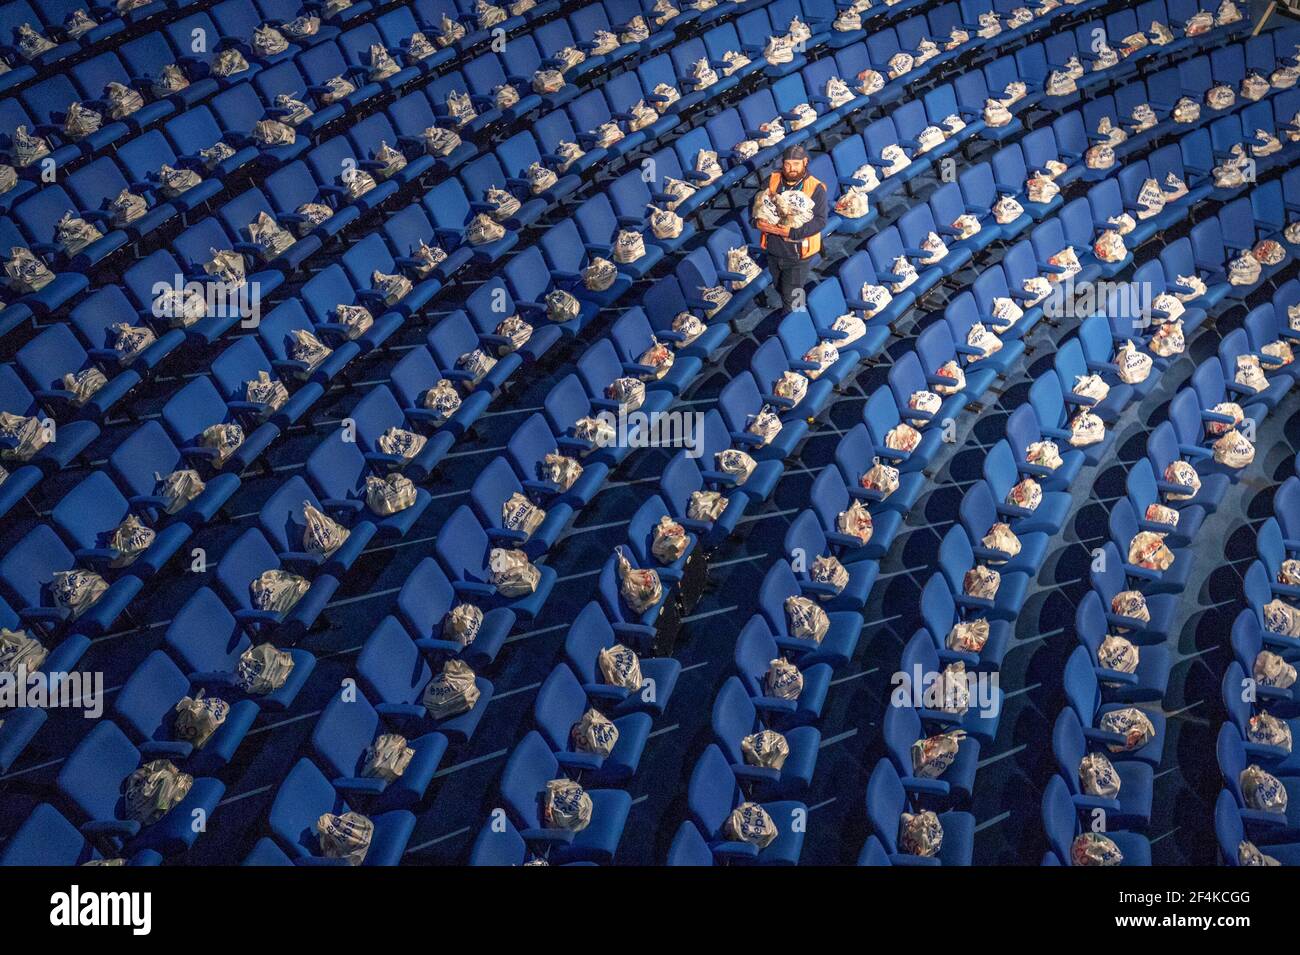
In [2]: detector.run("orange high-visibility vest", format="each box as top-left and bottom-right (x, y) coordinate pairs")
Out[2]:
(760, 172), (823, 259)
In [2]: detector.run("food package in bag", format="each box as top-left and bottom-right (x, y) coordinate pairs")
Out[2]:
(1071, 831), (1123, 866)
(1213, 429), (1255, 469)
(857, 69), (885, 96)
(1079, 751), (1121, 798)
(606, 377), (645, 412)
(572, 708), (619, 757)
(1046, 246), (1081, 284)
(1073, 374), (1110, 404)
(1241, 764), (1288, 814)
(1110, 590), (1149, 632)
(377, 426), (426, 462)
(836, 500), (873, 545)
(966, 322), (1002, 361)
(687, 489), (727, 522)
(612, 230), (645, 265)
(899, 810), (943, 856)
(1115, 340), (1152, 384)
(541, 452), (583, 492)
(302, 499), (349, 557)
(574, 415), (616, 450)
(885, 422), (921, 454)
(1163, 459), (1200, 501)
(1098, 633), (1139, 676)
(1262, 339), (1294, 367)
(1253, 240), (1285, 267)
(726, 801), (778, 847)
(1264, 598), (1300, 638)
(802, 341), (839, 380)
(251, 569), (310, 615)
(583, 257), (618, 291)
(1128, 530), (1174, 571)
(543, 778), (592, 831)
(362, 733), (414, 782)
(946, 618), (989, 653)
(598, 643), (642, 690)
(860, 457), (900, 498)
(108, 514), (155, 568)
(4, 246), (54, 294)
(55, 212), (103, 257)
(765, 657), (803, 700)
(933, 360), (964, 396)
(151, 468), (204, 516)
(1235, 354), (1269, 393)
(716, 448), (756, 485)
(485, 186), (520, 222)
(1094, 229), (1127, 263)
(726, 246), (761, 289)
(836, 186), (870, 218)
(1068, 410), (1105, 447)
(652, 515), (689, 564)
(244, 370), (288, 418)
(488, 547), (541, 597)
(636, 338), (674, 380)
(124, 760), (193, 826)
(493, 315), (533, 355)
(785, 595), (829, 642)
(1248, 712), (1293, 753)
(953, 213), (981, 240)
(421, 380), (462, 425)
(443, 603), (482, 646)
(615, 547), (662, 614)
(1144, 503), (1179, 528)
(746, 405), (783, 446)
(1229, 253), (1262, 287)
(984, 98), (1012, 126)
(911, 730), (965, 779)
(422, 658), (481, 719)
(981, 522), (1020, 562)
(741, 729), (789, 770)
(963, 564), (1000, 600)
(0, 627), (48, 675)
(1239, 841), (1281, 866)
(1007, 477), (1041, 512)
(62, 367), (107, 407)
(50, 569), (108, 620)
(648, 204), (682, 240)
(1099, 707), (1156, 753)
(907, 389), (941, 427)
(171, 691), (228, 750)
(809, 554), (849, 596)
(1026, 440), (1062, 471)
(773, 370), (808, 407)
(502, 491), (545, 540)
(671, 312), (706, 348)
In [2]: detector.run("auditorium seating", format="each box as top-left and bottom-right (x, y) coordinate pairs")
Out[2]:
(0, 0), (1290, 869)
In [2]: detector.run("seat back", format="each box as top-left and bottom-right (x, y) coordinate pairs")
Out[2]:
(687, 743), (737, 840)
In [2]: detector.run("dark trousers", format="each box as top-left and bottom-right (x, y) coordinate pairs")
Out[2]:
(768, 255), (812, 311)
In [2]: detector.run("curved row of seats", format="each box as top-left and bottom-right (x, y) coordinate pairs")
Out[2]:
(574, 0), (1300, 867)
(227, 0), (949, 865)
(655, 3), (1284, 862)
(1214, 425), (1300, 864)
(458, 0), (1216, 864)
(0, 0), (795, 864)
(0, 0), (1280, 865)
(243, 0), (1169, 866)
(660, 18), (1300, 862)
(1034, 259), (1284, 865)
